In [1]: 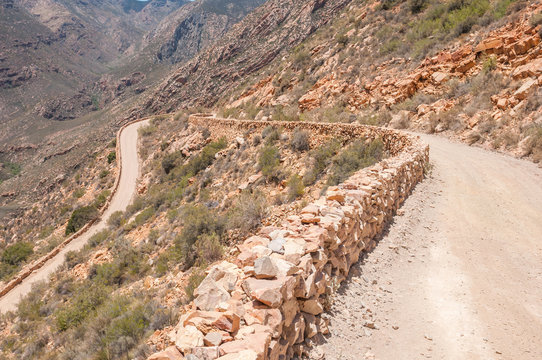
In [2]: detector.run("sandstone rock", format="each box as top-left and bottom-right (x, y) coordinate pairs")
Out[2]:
(183, 311), (240, 334)
(204, 332), (223, 347)
(270, 257), (298, 277)
(173, 325), (204, 353)
(191, 347), (219, 360)
(283, 238), (307, 264)
(496, 97), (508, 110)
(514, 78), (537, 100)
(194, 278), (231, 312)
(216, 350), (259, 360)
(242, 278), (285, 308)
(244, 305), (283, 337)
(238, 245), (272, 267)
(300, 213), (321, 224)
(512, 58), (542, 79)
(147, 346), (184, 360)
(455, 56), (476, 73)
(253, 256), (278, 279)
(475, 37), (503, 53)
(431, 71), (448, 84)
(301, 298), (324, 315)
(219, 332), (271, 359)
(267, 237), (286, 254)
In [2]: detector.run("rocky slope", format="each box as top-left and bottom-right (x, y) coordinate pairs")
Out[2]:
(218, 0), (542, 164)
(149, 0), (268, 64)
(0, 0), (268, 223)
(137, 0), (352, 115)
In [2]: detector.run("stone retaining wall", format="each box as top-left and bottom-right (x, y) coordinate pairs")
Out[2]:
(0, 118), (150, 299)
(149, 115), (429, 360)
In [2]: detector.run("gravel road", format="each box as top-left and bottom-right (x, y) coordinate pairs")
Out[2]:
(312, 134), (542, 360)
(0, 120), (148, 313)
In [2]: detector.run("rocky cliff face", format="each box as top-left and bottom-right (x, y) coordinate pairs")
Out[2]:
(151, 0), (267, 64)
(138, 0), (352, 115)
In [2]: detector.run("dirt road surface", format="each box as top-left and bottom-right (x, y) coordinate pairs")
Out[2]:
(0, 120), (148, 313)
(312, 134), (542, 360)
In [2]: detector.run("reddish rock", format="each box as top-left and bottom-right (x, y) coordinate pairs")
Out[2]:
(147, 346), (184, 360)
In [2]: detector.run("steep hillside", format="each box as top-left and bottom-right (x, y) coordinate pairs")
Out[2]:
(0, 0), (267, 223)
(136, 0), (352, 115)
(149, 0), (268, 64)
(218, 0), (542, 163)
(0, 111), (388, 359)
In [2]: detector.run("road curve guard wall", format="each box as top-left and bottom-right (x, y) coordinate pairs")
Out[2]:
(148, 115), (429, 360)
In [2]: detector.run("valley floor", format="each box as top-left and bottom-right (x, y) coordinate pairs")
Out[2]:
(312, 134), (542, 360)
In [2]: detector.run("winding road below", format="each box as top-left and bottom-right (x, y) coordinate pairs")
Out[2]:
(0, 120), (148, 313)
(313, 134), (542, 359)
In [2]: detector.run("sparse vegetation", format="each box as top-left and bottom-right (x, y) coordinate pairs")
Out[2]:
(229, 190), (268, 234)
(173, 204), (226, 269)
(107, 151), (116, 164)
(259, 145), (281, 180)
(0, 242), (34, 279)
(303, 139), (341, 186)
(287, 174), (305, 201)
(290, 128), (310, 152)
(327, 139), (385, 186)
(65, 205), (99, 235)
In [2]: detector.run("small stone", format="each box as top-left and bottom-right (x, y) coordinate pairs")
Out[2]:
(253, 256), (278, 279)
(204, 332), (223, 347)
(147, 346), (184, 360)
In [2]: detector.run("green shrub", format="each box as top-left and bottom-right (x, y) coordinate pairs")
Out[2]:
(55, 283), (108, 331)
(290, 128), (310, 152)
(408, 0), (429, 13)
(482, 55), (497, 73)
(1, 242), (34, 266)
(259, 145), (280, 179)
(287, 174), (305, 201)
(134, 207), (155, 226)
(229, 190), (268, 234)
(94, 190), (111, 209)
(89, 230), (111, 248)
(168, 138), (227, 179)
(99, 170), (109, 179)
(73, 187), (86, 199)
(65, 205), (99, 235)
(174, 205), (225, 269)
(526, 125), (542, 163)
(336, 33), (348, 46)
(107, 211), (124, 228)
(194, 233), (223, 266)
(92, 248), (150, 286)
(65, 251), (83, 269)
(303, 139), (341, 186)
(138, 124), (157, 137)
(262, 126), (281, 145)
(327, 139), (385, 186)
(162, 152), (181, 174)
(531, 12), (542, 27)
(185, 269), (205, 301)
(107, 151), (116, 164)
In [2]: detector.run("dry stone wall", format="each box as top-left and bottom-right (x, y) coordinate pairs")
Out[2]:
(148, 115), (429, 360)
